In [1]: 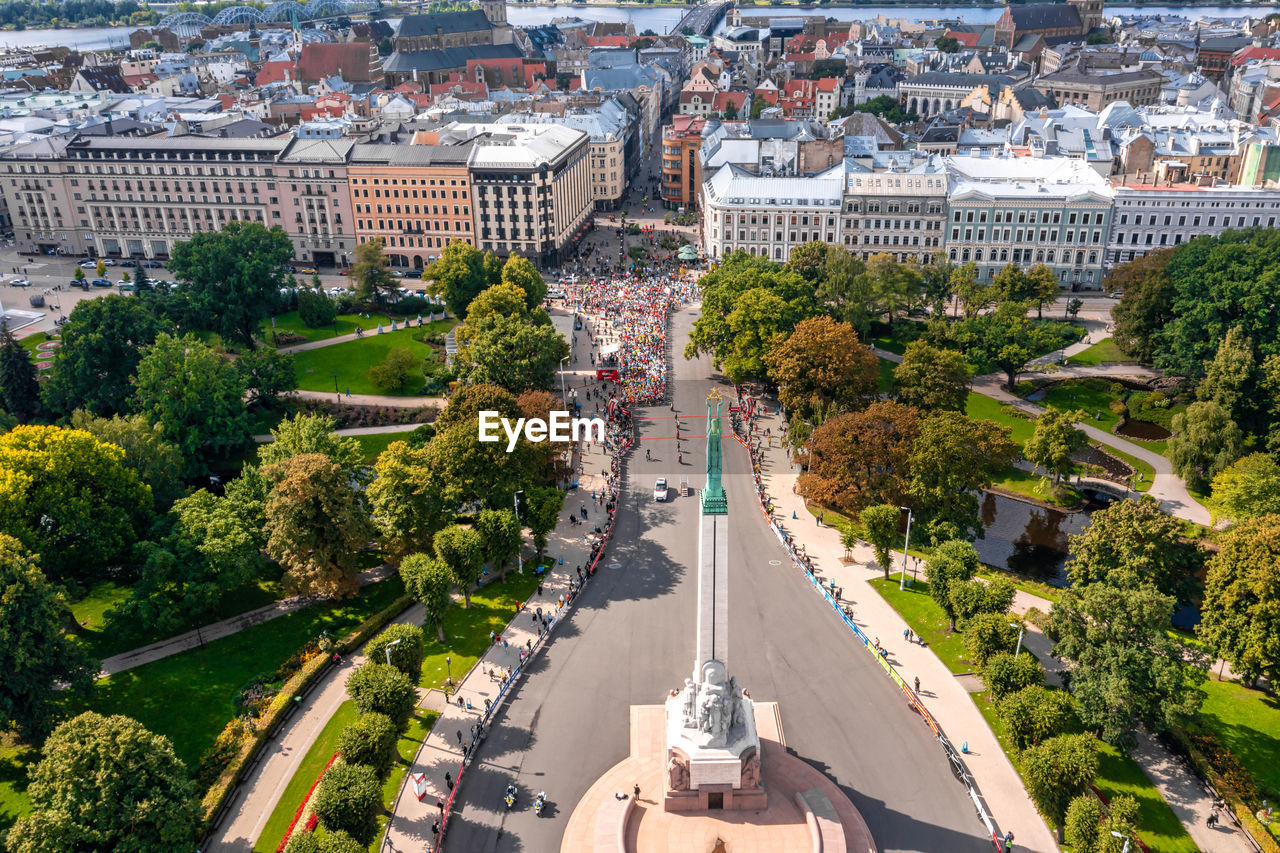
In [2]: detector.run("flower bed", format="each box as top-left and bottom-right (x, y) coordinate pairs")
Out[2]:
(276, 752), (339, 852)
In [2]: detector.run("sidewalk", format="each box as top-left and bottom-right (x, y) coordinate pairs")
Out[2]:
(97, 565), (396, 678)
(747, 411), (1059, 853)
(381, 433), (616, 852)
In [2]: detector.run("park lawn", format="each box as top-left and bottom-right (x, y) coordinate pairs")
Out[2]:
(966, 393), (1037, 447)
(420, 570), (541, 691)
(370, 708), (440, 851)
(868, 578), (973, 674)
(261, 311), (394, 345)
(85, 576), (406, 771)
(1194, 678), (1280, 800)
(0, 740), (34, 840)
(1041, 379), (1125, 430)
(17, 332), (50, 353)
(253, 701), (361, 853)
(351, 431), (411, 461)
(877, 357), (896, 393)
(976, 567), (1062, 607)
(989, 467), (1082, 508)
(291, 320), (455, 397)
(871, 333), (908, 356)
(1093, 443), (1155, 493)
(1066, 338), (1134, 367)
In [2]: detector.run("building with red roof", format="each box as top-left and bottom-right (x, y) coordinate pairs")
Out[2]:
(296, 43), (379, 86)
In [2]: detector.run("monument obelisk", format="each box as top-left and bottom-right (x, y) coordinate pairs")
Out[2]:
(664, 391), (764, 811)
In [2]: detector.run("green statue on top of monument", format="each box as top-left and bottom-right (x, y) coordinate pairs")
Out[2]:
(701, 390), (728, 516)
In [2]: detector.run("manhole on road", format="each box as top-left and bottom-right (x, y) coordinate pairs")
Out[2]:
(608, 563), (621, 569)
(768, 560), (781, 566)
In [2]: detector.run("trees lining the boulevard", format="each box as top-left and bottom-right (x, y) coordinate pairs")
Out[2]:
(1197, 514), (1280, 687)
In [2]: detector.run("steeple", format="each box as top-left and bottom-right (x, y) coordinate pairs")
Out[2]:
(701, 390), (728, 515)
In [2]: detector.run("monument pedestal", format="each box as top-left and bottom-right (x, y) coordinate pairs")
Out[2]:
(662, 688), (766, 812)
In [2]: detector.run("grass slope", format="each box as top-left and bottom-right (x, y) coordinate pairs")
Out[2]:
(1195, 678), (1280, 800)
(1066, 338), (1134, 367)
(291, 321), (454, 397)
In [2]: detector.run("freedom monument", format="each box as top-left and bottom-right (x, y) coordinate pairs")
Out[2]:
(561, 392), (876, 852)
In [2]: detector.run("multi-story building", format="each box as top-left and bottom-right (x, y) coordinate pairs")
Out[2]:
(1033, 65), (1164, 111)
(900, 72), (1013, 118)
(945, 154), (1115, 290)
(841, 155), (948, 264)
(661, 114), (707, 210)
(1107, 182), (1280, 266)
(700, 161), (845, 262)
(348, 143), (474, 271)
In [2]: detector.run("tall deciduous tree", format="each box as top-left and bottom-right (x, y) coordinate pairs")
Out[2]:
(426, 239), (493, 317)
(997, 685), (1078, 751)
(366, 623), (424, 681)
(764, 316), (877, 421)
(1196, 325), (1257, 430)
(350, 238), (398, 304)
(433, 525), (485, 607)
(500, 253), (547, 308)
(1065, 793), (1139, 853)
(817, 248), (873, 338)
(133, 333), (250, 477)
(0, 326), (39, 422)
(41, 294), (167, 417)
(0, 426), (152, 587)
(69, 411), (185, 509)
(1020, 733), (1098, 828)
(1168, 400), (1242, 493)
(1105, 249), (1174, 363)
(0, 535), (92, 741)
(1208, 453), (1280, 523)
(1066, 499), (1203, 603)
(859, 504), (900, 580)
(799, 401), (921, 514)
(311, 760), (381, 844)
(525, 486), (565, 555)
(924, 539), (980, 631)
(259, 413), (366, 485)
(476, 508), (523, 582)
(1198, 514), (1280, 687)
(236, 346), (296, 410)
(464, 282), (530, 324)
(264, 453), (373, 598)
(893, 340), (971, 412)
(367, 348), (420, 393)
(165, 220), (294, 347)
(864, 253), (921, 324)
(453, 314), (568, 393)
(368, 441), (450, 561)
(1023, 407), (1086, 482)
(6, 712), (200, 853)
(400, 553), (453, 642)
(908, 411), (1016, 541)
(425, 416), (547, 511)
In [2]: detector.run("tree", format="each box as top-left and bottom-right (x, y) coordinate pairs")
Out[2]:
(525, 486), (565, 555)
(400, 553), (453, 642)
(366, 623), (424, 681)
(345, 662), (416, 728)
(298, 288), (339, 328)
(41, 294), (166, 417)
(1168, 401), (1242, 493)
(950, 576), (1016, 625)
(951, 262), (994, 318)
(865, 254), (921, 323)
(1105, 249), (1173, 363)
(997, 685), (1078, 751)
(0, 536), (92, 741)
(434, 525), (485, 607)
(785, 241), (830, 284)
(1209, 453), (1280, 523)
(1051, 573), (1206, 745)
(992, 264), (1057, 318)
(500, 254), (547, 308)
(464, 281), (530, 324)
(72, 265), (85, 285)
(453, 314), (569, 393)
(0, 326), (39, 422)
(1023, 407), (1086, 482)
(1065, 793), (1138, 853)
(722, 97), (739, 120)
(96, 258), (106, 278)
(350, 238), (399, 303)
(749, 94), (768, 119)
(1021, 733), (1098, 828)
(367, 348), (419, 393)
(934, 34), (960, 51)
(426, 239), (493, 317)
(925, 539), (980, 631)
(236, 346), (296, 410)
(264, 453), (373, 599)
(1197, 326), (1258, 431)
(799, 401), (921, 514)
(852, 94), (917, 124)
(963, 612), (1020, 667)
(859, 504), (900, 580)
(0, 426), (152, 588)
(133, 333), (250, 477)
(983, 651), (1043, 700)
(1066, 499), (1203, 604)
(424, 416), (547, 512)
(6, 712), (200, 853)
(311, 760), (382, 844)
(893, 341), (970, 412)
(476, 507), (522, 583)
(165, 220), (294, 347)
(337, 713), (397, 776)
(764, 316), (878, 421)
(259, 412), (366, 485)
(435, 383), (521, 430)
(908, 412), (1016, 541)
(68, 411), (185, 508)
(1198, 515), (1280, 686)
(368, 441), (450, 561)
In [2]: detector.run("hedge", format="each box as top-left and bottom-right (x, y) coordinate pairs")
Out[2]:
(200, 592), (416, 830)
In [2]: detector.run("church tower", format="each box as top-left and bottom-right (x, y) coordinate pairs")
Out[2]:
(1067, 0), (1104, 34)
(478, 0), (506, 28)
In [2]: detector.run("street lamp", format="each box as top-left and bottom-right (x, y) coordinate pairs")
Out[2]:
(898, 506), (914, 591)
(1110, 831), (1131, 853)
(559, 355), (570, 407)
(332, 371), (339, 395)
(383, 638), (402, 668)
(514, 490), (524, 574)
(446, 655), (452, 686)
(1010, 621), (1024, 657)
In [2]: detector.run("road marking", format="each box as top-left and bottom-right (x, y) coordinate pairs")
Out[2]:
(769, 560), (781, 565)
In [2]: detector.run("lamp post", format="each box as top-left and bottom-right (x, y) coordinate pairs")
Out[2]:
(446, 655), (452, 687)
(1010, 622), (1024, 657)
(383, 638), (402, 668)
(332, 371), (339, 395)
(514, 490), (524, 574)
(1110, 831), (1131, 853)
(898, 506), (914, 591)
(559, 355), (570, 406)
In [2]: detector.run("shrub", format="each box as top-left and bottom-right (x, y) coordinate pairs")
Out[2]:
(391, 295), (440, 315)
(1063, 794), (1102, 852)
(998, 685), (1077, 750)
(345, 662), (416, 728)
(963, 612), (1021, 668)
(318, 831), (365, 853)
(984, 652), (1044, 700)
(298, 289), (338, 328)
(196, 718), (253, 787)
(366, 623), (424, 681)
(1109, 398), (1129, 418)
(950, 576), (1017, 626)
(337, 712), (397, 776)
(1021, 733), (1098, 827)
(284, 831), (321, 853)
(310, 761), (381, 844)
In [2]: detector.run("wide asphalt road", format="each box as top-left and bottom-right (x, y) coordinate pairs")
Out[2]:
(442, 305), (991, 853)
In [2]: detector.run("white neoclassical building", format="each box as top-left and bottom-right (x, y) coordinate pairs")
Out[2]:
(700, 162), (844, 262)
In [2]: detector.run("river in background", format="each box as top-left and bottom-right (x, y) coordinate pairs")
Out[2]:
(0, 2), (1268, 51)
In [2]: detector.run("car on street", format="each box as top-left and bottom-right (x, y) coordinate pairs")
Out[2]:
(120, 259), (137, 267)
(298, 267), (318, 275)
(654, 477), (668, 501)
(118, 282), (134, 292)
(92, 278), (112, 287)
(143, 260), (163, 268)
(101, 259), (116, 266)
(10, 278), (30, 287)
(547, 288), (566, 299)
(78, 259), (97, 268)
(327, 286), (346, 297)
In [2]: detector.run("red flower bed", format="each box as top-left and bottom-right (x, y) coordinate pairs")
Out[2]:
(276, 752), (340, 852)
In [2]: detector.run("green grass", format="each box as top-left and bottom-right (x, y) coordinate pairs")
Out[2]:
(1066, 338), (1134, 366)
(871, 333), (908, 356)
(253, 701), (362, 853)
(0, 740), (34, 840)
(17, 332), (50, 354)
(350, 431), (411, 462)
(1092, 741), (1201, 853)
(85, 576), (406, 771)
(420, 571), (541, 690)
(868, 577), (973, 674)
(1092, 443), (1155, 494)
(1041, 379), (1124, 430)
(877, 357), (896, 393)
(1195, 678), (1280, 799)
(290, 320), (455, 397)
(989, 467), (1082, 507)
(966, 392), (1037, 446)
(261, 311), (400, 345)
(370, 708), (440, 850)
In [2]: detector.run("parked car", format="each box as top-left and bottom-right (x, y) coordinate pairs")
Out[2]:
(547, 288), (566, 299)
(653, 478), (668, 502)
(120, 259), (137, 267)
(92, 278), (112, 287)
(327, 286), (346, 297)
(298, 267), (318, 275)
(100, 258), (116, 266)
(143, 260), (163, 269)
(69, 279), (88, 290)
(10, 278), (30, 287)
(117, 282), (134, 292)
(78, 259), (97, 268)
